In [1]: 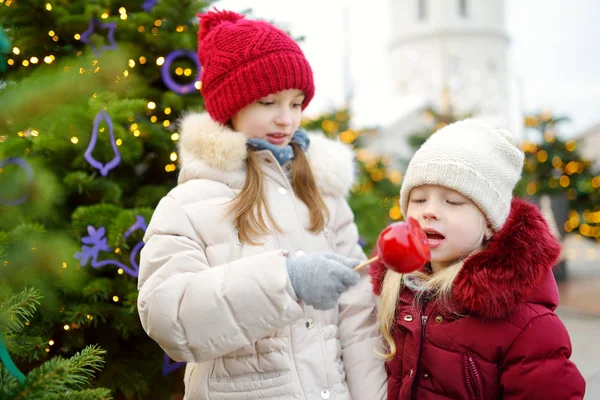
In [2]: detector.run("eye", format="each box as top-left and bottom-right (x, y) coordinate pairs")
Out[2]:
(447, 199), (465, 205)
(259, 100), (274, 106)
(410, 198), (426, 203)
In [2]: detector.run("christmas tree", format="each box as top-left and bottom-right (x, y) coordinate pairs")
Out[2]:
(1, 0), (214, 397)
(516, 111), (600, 242)
(0, 287), (111, 399)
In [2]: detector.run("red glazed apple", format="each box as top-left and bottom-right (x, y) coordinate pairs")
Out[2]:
(376, 217), (430, 273)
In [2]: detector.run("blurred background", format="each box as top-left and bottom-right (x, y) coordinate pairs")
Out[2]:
(0, 0), (598, 398)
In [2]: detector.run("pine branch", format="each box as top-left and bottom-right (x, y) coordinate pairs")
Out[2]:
(0, 288), (42, 335)
(12, 345), (107, 400)
(46, 388), (113, 400)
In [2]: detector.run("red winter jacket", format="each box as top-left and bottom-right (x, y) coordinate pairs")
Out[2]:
(370, 199), (585, 400)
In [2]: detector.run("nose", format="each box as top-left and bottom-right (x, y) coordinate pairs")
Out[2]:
(422, 203), (440, 221)
(274, 106), (292, 127)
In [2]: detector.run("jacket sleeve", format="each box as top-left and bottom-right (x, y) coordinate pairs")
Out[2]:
(500, 312), (585, 399)
(137, 195), (304, 364)
(333, 199), (387, 400)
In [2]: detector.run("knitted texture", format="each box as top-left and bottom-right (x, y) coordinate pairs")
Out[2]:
(197, 9), (315, 124)
(286, 252), (359, 310)
(400, 119), (524, 232)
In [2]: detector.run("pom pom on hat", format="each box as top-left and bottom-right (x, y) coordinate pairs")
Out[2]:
(197, 9), (244, 41)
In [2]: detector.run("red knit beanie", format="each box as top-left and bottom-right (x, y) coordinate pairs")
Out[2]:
(197, 9), (315, 125)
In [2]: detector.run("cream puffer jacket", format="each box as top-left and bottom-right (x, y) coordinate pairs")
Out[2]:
(137, 113), (386, 400)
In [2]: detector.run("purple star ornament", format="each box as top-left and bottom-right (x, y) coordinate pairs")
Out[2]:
(80, 17), (117, 56)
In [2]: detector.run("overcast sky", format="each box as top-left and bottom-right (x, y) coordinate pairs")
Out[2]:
(214, 0), (600, 138)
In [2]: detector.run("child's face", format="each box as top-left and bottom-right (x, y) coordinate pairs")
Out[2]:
(231, 89), (305, 147)
(406, 185), (491, 272)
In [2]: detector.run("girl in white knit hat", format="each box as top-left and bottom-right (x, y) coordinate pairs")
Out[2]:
(369, 119), (585, 399)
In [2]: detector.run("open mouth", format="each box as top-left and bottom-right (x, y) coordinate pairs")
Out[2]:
(424, 229), (445, 248)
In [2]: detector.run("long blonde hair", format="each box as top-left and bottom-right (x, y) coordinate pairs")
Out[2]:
(228, 142), (330, 245)
(376, 215), (489, 360)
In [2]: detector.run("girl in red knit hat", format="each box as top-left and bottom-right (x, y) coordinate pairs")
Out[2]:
(370, 119), (585, 399)
(137, 9), (386, 400)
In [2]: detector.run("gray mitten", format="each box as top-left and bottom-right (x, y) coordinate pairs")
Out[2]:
(286, 252), (360, 310)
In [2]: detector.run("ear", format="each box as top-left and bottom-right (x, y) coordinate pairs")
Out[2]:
(484, 224), (494, 241)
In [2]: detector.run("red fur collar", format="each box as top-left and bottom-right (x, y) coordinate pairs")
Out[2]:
(369, 198), (562, 318)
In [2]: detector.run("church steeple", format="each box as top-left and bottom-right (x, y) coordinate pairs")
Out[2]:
(389, 0), (510, 124)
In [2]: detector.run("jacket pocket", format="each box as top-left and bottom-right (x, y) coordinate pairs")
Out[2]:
(463, 354), (484, 400)
(208, 370), (293, 399)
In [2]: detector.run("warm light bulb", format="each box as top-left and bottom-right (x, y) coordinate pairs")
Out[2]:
(170, 152), (178, 161)
(156, 57), (165, 66)
(45, 3), (52, 11)
(147, 101), (156, 110)
(12, 47), (20, 55)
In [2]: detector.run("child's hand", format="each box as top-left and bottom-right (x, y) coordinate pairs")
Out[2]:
(286, 252), (360, 310)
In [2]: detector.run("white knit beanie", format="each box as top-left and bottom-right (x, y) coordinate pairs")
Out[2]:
(400, 119), (525, 232)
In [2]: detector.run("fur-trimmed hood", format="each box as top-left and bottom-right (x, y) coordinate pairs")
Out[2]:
(176, 112), (357, 197)
(370, 198), (562, 319)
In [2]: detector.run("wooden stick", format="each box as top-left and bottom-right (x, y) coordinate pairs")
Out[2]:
(354, 256), (379, 271)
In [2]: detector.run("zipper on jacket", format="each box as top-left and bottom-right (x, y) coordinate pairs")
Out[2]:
(464, 354), (484, 400)
(421, 315), (428, 339)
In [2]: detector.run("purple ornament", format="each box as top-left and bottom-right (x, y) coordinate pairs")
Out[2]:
(80, 17), (117, 56)
(84, 109), (121, 177)
(74, 215), (147, 278)
(0, 157), (34, 206)
(163, 353), (185, 376)
(161, 50), (201, 95)
(142, 0), (159, 12)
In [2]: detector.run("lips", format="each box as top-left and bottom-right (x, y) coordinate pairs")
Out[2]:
(423, 228), (445, 248)
(266, 133), (289, 146)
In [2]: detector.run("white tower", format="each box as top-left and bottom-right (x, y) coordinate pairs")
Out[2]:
(389, 0), (510, 122)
